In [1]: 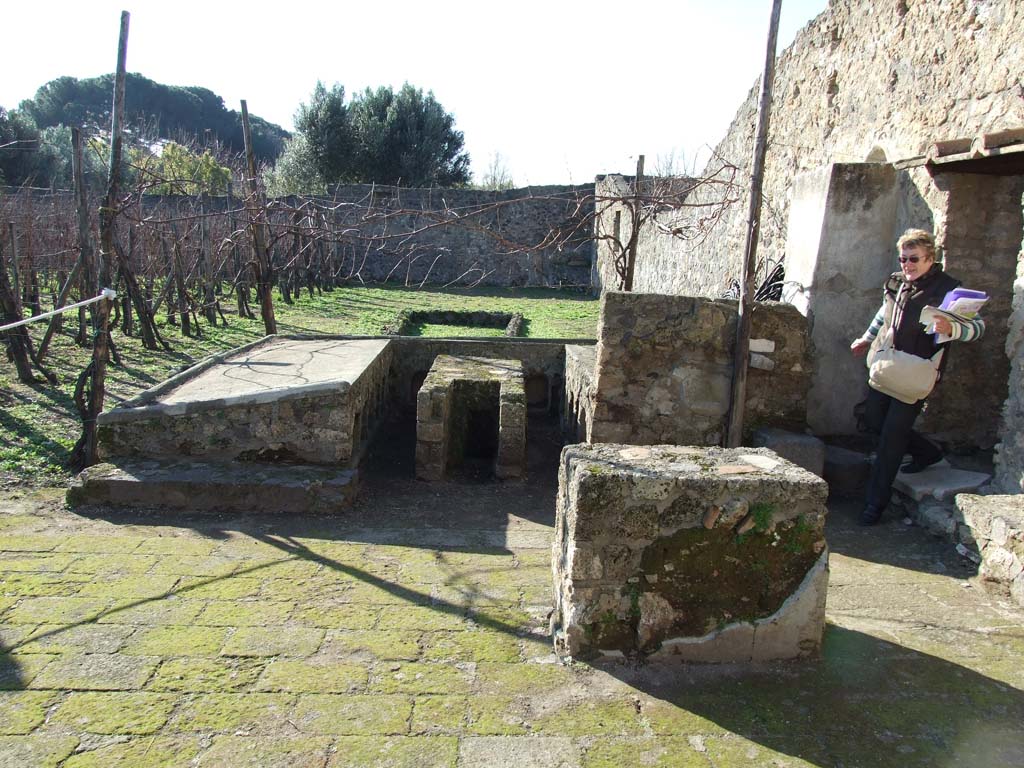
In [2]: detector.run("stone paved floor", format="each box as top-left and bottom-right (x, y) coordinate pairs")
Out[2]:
(2, 428), (1024, 767)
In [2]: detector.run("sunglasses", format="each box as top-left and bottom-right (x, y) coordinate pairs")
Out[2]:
(898, 256), (921, 264)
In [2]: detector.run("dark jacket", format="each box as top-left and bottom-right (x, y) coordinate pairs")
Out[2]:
(883, 263), (960, 362)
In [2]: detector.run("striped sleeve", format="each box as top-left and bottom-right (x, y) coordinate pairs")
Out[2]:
(950, 314), (985, 342)
(858, 304), (886, 343)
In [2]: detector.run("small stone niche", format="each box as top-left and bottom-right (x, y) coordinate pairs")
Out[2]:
(551, 444), (829, 662)
(415, 356), (526, 481)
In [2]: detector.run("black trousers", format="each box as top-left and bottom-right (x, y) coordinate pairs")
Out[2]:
(863, 387), (942, 511)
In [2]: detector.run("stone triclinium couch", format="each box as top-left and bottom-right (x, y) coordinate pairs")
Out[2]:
(552, 444), (829, 662)
(415, 355), (526, 481)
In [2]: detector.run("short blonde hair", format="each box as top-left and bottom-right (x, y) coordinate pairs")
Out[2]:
(897, 229), (936, 260)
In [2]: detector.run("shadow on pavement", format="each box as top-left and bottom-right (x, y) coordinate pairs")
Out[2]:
(593, 622), (1024, 767)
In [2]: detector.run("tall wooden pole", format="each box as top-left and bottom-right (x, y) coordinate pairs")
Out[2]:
(623, 155), (645, 291)
(240, 99), (277, 335)
(725, 0), (783, 448)
(77, 10), (128, 467)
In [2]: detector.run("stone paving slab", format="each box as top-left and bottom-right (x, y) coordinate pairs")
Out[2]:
(2, 477), (1024, 767)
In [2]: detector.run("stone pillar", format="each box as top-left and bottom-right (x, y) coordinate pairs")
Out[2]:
(415, 380), (452, 481)
(783, 163), (899, 435)
(552, 444), (829, 662)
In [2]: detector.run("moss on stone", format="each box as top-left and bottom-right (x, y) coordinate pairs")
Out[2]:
(633, 519), (822, 645)
(420, 629), (521, 663)
(51, 691), (177, 734)
(0, 691), (54, 734)
(147, 657), (265, 692)
(327, 735), (458, 767)
(122, 625), (229, 657)
(197, 600), (294, 626)
(220, 626), (325, 657)
(474, 661), (582, 696)
(291, 603), (379, 629)
(62, 736), (202, 768)
(321, 630), (421, 661)
(294, 693), (412, 735)
(371, 662), (474, 695)
(255, 660), (367, 693)
(168, 692), (295, 732)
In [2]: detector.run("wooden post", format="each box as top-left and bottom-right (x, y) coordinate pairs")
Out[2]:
(7, 223), (21, 314)
(74, 10), (129, 468)
(725, 0), (783, 448)
(240, 99), (277, 335)
(623, 155), (644, 291)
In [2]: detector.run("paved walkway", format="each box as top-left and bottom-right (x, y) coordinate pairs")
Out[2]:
(2, 448), (1023, 766)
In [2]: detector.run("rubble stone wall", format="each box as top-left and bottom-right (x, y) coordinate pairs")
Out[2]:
(551, 443), (829, 661)
(995, 196), (1024, 492)
(595, 0), (1024, 297)
(581, 292), (810, 446)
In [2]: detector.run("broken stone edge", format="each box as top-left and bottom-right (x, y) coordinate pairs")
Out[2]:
(582, 547), (830, 664)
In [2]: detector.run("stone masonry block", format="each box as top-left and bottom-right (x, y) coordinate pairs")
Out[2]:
(752, 428), (825, 476)
(957, 494), (1024, 608)
(552, 444), (829, 662)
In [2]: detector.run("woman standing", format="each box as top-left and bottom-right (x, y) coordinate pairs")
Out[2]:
(849, 229), (985, 526)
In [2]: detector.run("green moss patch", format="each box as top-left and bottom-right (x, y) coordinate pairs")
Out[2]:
(190, 735), (333, 767)
(16, 624), (134, 655)
(327, 736), (458, 768)
(255, 660), (367, 693)
(51, 691), (176, 734)
(290, 603), (379, 630)
(4, 597), (111, 625)
(636, 517), (822, 642)
(371, 662), (474, 695)
(30, 653), (158, 691)
(146, 657), (265, 692)
(99, 598), (206, 626)
(197, 600), (294, 626)
(532, 697), (645, 737)
(221, 626), (325, 657)
(122, 625), (229, 657)
(377, 605), (468, 632)
(320, 630), (421, 662)
(294, 693), (412, 735)
(168, 692), (295, 732)
(0, 691), (54, 734)
(62, 736), (202, 768)
(0, 735), (79, 768)
(420, 630), (521, 663)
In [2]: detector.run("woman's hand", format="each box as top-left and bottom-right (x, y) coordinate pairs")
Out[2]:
(850, 338), (871, 357)
(933, 316), (953, 337)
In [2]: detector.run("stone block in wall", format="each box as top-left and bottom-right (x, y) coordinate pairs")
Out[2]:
(551, 444), (829, 662)
(957, 493), (1024, 608)
(752, 428), (825, 476)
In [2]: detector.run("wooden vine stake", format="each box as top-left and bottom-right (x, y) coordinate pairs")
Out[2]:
(72, 10), (129, 469)
(725, 0), (782, 448)
(240, 100), (277, 335)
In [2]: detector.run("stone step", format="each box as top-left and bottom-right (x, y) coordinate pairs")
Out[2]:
(893, 464), (990, 502)
(67, 459), (359, 514)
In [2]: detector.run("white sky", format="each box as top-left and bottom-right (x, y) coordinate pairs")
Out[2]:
(2, 0), (828, 185)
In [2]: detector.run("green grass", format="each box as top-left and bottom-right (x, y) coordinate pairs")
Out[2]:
(0, 284), (598, 488)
